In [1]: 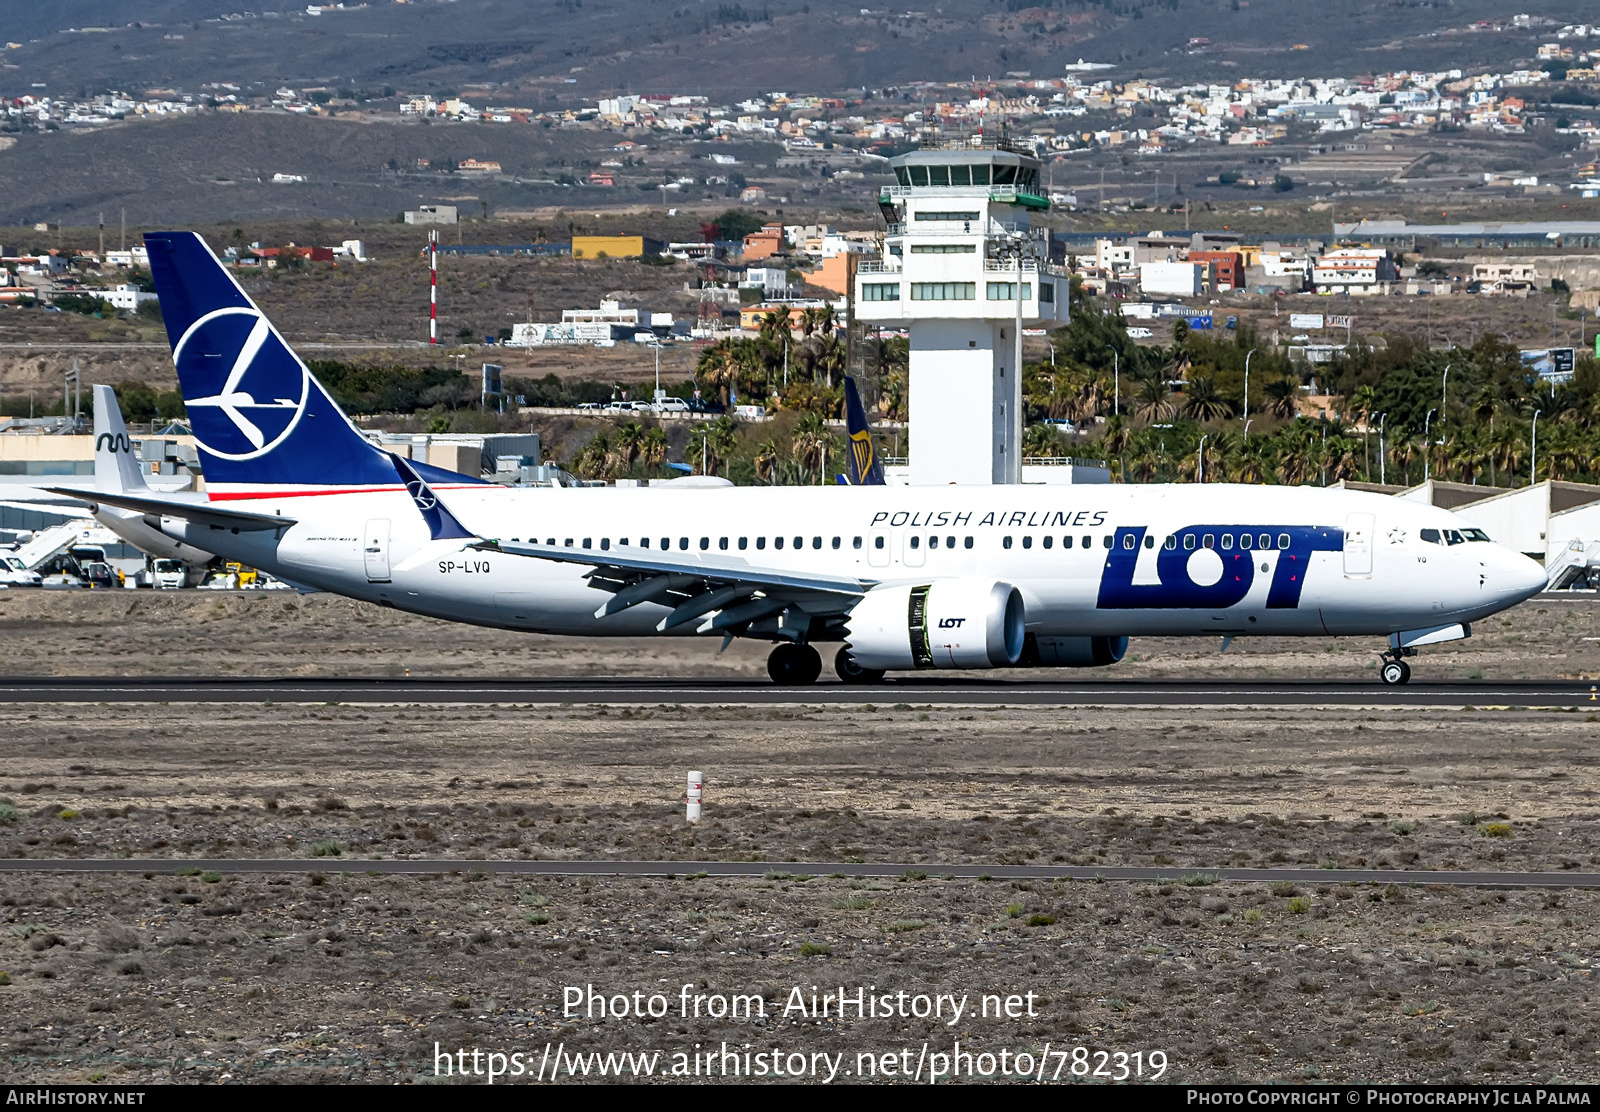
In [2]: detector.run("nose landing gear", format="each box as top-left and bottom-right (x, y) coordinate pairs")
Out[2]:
(767, 642), (823, 686)
(1379, 650), (1414, 686)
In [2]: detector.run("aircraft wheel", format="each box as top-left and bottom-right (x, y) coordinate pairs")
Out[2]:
(835, 648), (886, 685)
(768, 643), (822, 686)
(1380, 659), (1411, 686)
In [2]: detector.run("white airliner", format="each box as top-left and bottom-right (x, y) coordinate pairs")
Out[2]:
(63, 232), (1549, 686)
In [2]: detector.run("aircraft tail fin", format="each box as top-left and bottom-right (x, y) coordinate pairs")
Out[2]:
(93, 385), (151, 495)
(841, 376), (885, 486)
(142, 230), (485, 498)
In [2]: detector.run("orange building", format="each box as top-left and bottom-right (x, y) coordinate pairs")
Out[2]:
(1188, 250), (1244, 292)
(741, 223), (787, 261)
(808, 252), (859, 297)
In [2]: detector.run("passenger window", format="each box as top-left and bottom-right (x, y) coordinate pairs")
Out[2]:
(965, 537), (974, 549)
(794, 536), (803, 549)
(619, 538), (628, 547)
(600, 538), (610, 551)
(911, 536), (922, 550)
(1022, 536), (1033, 550)
(1143, 535), (1154, 549)
(1103, 536), (1113, 549)
(564, 538), (574, 547)
(718, 537), (728, 550)
(929, 536), (939, 549)
(1277, 533), (1290, 550)
(738, 537), (748, 550)
(1164, 536), (1176, 550)
(1203, 535), (1214, 549)
(853, 536), (863, 549)
(661, 538), (669, 550)
(874, 536), (885, 550)
(582, 538), (592, 549)
(1002, 536), (1012, 549)
(1259, 533), (1271, 550)
(812, 537), (822, 550)
(831, 537), (841, 550)
(1183, 535), (1196, 551)
(679, 538), (689, 550)
(1220, 534), (1233, 550)
(947, 536), (956, 549)
(1081, 535), (1091, 549)
(699, 537), (709, 550)
(775, 536), (785, 550)
(757, 537), (767, 550)
(1240, 534), (1252, 550)
(1122, 534), (1135, 550)
(547, 538), (556, 546)
(1043, 535), (1053, 550)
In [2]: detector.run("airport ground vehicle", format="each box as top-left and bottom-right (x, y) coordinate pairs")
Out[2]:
(152, 559), (187, 589)
(69, 232), (1550, 686)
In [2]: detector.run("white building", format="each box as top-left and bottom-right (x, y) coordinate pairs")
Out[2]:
(103, 284), (157, 311)
(1139, 261), (1203, 297)
(1313, 247), (1399, 294)
(854, 142), (1068, 485)
(104, 246), (150, 268)
(404, 205), (458, 226)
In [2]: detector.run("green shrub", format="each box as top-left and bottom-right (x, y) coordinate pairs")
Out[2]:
(1243, 908), (1263, 924)
(311, 840), (343, 857)
(799, 941), (831, 957)
(1026, 914), (1056, 927)
(1388, 820), (1415, 835)
(900, 870), (928, 882)
(200, 872), (222, 884)
(1269, 882), (1299, 897)
(0, 971), (10, 985)
(889, 919), (931, 932)
(522, 911), (551, 925)
(1179, 872), (1219, 887)
(1006, 903), (1026, 919)
(1480, 822), (1512, 838)
(1403, 1001), (1440, 1017)
(177, 866), (202, 877)
(1286, 897), (1311, 914)
(0, 804), (18, 823)
(57, 809), (80, 821)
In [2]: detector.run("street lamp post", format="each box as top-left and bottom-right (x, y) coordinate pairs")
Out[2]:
(1376, 412), (1386, 485)
(1531, 409), (1541, 485)
(1440, 362), (1451, 431)
(1242, 347), (1257, 424)
(1197, 434), (1209, 484)
(1422, 408), (1436, 481)
(1105, 345), (1119, 417)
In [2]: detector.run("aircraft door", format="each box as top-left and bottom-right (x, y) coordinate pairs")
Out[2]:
(364, 518), (392, 582)
(1343, 512), (1374, 577)
(902, 530), (926, 568)
(867, 528), (890, 568)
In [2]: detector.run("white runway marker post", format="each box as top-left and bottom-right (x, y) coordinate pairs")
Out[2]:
(686, 771), (703, 824)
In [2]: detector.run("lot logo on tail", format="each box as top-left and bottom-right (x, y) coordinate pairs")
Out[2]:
(172, 307), (310, 461)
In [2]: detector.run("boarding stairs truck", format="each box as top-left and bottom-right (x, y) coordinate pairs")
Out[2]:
(1545, 538), (1600, 592)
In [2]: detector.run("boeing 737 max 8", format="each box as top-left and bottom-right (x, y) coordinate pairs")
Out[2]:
(63, 232), (1550, 686)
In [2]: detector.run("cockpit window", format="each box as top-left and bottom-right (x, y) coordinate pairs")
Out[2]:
(1445, 529), (1465, 546)
(1462, 528), (1492, 542)
(1419, 528), (1440, 544)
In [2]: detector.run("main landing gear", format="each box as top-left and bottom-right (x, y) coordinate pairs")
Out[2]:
(834, 649), (886, 686)
(767, 642), (822, 686)
(1379, 650), (1414, 686)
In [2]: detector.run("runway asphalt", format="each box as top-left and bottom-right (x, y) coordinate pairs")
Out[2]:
(0, 676), (1597, 706)
(0, 858), (1594, 887)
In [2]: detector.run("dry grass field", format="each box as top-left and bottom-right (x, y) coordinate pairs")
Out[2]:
(0, 593), (1597, 1084)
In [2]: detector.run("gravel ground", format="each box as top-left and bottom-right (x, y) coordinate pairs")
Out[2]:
(2, 693), (1599, 1085)
(0, 590), (1597, 681)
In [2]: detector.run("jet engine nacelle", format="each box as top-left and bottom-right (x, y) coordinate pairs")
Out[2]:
(845, 579), (1025, 670)
(1020, 634), (1129, 668)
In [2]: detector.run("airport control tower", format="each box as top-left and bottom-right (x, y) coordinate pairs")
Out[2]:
(854, 138), (1067, 485)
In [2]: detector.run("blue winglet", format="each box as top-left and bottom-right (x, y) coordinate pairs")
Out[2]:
(390, 453), (476, 541)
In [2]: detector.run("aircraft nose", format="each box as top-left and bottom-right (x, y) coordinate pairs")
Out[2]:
(1499, 548), (1549, 603)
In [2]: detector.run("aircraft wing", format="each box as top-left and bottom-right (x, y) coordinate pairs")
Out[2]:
(478, 539), (873, 631)
(42, 488), (297, 532)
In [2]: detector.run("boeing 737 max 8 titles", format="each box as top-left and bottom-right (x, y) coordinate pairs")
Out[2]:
(64, 232), (1550, 686)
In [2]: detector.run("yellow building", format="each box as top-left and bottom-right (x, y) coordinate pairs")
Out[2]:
(570, 235), (665, 260)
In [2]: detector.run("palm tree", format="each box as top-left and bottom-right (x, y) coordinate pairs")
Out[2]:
(1181, 376), (1234, 423)
(791, 411), (828, 481)
(640, 427), (668, 469)
(609, 421), (644, 473)
(1023, 422), (1064, 459)
(1263, 376), (1300, 421)
(1131, 374), (1174, 425)
(753, 437), (779, 483)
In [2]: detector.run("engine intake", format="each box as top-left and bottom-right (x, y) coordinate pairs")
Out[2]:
(845, 580), (1025, 670)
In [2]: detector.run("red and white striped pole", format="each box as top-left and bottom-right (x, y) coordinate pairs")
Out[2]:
(428, 230), (438, 345)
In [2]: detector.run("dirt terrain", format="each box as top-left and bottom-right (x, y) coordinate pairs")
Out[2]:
(0, 589), (1595, 682)
(0, 593), (1598, 1084)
